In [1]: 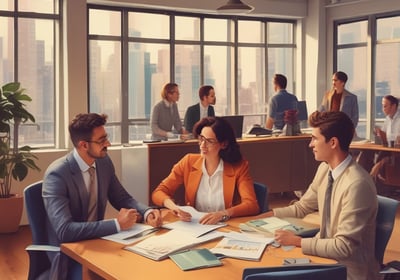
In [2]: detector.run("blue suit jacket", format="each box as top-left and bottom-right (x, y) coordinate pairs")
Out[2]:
(43, 152), (150, 279)
(184, 103), (215, 133)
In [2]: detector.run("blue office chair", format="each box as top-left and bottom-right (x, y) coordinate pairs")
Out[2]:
(254, 182), (268, 213)
(25, 181), (82, 280)
(375, 195), (399, 266)
(24, 181), (59, 280)
(242, 264), (347, 280)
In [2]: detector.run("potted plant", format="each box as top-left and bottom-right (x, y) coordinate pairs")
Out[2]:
(0, 82), (40, 233)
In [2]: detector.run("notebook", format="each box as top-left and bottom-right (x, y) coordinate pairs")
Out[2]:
(169, 248), (222, 271)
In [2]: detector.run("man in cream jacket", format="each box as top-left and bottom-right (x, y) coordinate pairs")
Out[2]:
(258, 111), (379, 280)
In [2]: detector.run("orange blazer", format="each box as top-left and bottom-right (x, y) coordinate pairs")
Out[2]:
(152, 153), (260, 217)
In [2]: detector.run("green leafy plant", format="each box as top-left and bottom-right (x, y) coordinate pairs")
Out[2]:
(0, 82), (40, 198)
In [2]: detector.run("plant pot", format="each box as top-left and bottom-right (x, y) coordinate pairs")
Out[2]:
(0, 194), (23, 233)
(285, 123), (301, 136)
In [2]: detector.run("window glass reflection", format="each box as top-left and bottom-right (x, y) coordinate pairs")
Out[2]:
(176, 16), (200, 41)
(89, 9), (121, 36)
(18, 18), (55, 146)
(129, 12), (169, 39)
(89, 40), (121, 122)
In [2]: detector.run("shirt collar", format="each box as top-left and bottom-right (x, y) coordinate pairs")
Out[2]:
(201, 158), (224, 177)
(163, 99), (173, 107)
(200, 103), (208, 110)
(330, 154), (352, 180)
(73, 148), (96, 172)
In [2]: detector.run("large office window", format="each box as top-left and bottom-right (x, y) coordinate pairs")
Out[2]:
(88, 6), (296, 143)
(0, 0), (60, 147)
(335, 13), (400, 138)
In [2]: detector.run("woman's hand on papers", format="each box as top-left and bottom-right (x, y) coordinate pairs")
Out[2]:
(118, 208), (142, 230)
(172, 208), (192, 222)
(146, 209), (163, 227)
(274, 229), (301, 247)
(199, 211), (226, 225)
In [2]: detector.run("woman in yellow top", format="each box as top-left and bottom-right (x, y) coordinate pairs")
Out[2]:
(152, 116), (260, 224)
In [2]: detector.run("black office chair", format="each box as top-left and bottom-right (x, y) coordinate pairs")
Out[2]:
(375, 195), (399, 266)
(242, 264), (347, 280)
(254, 182), (268, 213)
(24, 181), (60, 280)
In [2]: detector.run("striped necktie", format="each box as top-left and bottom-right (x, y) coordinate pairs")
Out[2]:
(321, 170), (334, 238)
(87, 166), (97, 221)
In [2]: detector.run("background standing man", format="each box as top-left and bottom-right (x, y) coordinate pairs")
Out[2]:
(265, 74), (298, 130)
(184, 85), (216, 134)
(320, 71), (359, 129)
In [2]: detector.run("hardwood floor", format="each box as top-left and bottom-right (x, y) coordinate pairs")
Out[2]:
(1, 194), (399, 280)
(0, 226), (31, 280)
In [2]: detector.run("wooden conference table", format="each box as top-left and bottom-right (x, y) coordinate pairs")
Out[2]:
(61, 212), (334, 280)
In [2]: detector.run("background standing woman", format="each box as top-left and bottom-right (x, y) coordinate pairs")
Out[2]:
(150, 82), (187, 140)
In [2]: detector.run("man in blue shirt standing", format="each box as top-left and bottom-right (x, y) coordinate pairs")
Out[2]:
(265, 74), (298, 130)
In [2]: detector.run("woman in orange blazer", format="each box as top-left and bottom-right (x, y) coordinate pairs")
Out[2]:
(152, 117), (259, 224)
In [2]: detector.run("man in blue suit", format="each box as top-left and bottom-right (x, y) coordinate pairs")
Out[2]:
(184, 85), (216, 134)
(43, 113), (162, 279)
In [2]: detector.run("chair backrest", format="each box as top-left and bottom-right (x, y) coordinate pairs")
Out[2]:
(375, 195), (399, 264)
(254, 182), (268, 213)
(24, 181), (48, 244)
(243, 264), (347, 280)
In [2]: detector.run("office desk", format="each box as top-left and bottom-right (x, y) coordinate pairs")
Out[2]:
(350, 141), (400, 153)
(350, 141), (400, 186)
(61, 215), (334, 280)
(121, 135), (319, 205)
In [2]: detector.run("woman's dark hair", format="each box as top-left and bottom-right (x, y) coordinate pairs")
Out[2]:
(193, 117), (242, 163)
(309, 110), (354, 152)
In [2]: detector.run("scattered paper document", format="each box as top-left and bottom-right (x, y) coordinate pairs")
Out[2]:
(102, 223), (158, 245)
(162, 206), (226, 237)
(211, 234), (270, 261)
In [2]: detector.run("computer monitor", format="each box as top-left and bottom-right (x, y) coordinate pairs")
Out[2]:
(297, 100), (308, 121)
(220, 115), (244, 139)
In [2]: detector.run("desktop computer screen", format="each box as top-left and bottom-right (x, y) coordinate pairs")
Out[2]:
(220, 115), (244, 139)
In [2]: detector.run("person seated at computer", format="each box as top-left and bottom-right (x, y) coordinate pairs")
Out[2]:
(152, 116), (260, 224)
(184, 85), (216, 134)
(366, 95), (400, 181)
(150, 82), (188, 140)
(265, 74), (298, 130)
(319, 71), (359, 129)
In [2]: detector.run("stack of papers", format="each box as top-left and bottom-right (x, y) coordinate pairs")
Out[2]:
(244, 217), (319, 238)
(124, 229), (223, 261)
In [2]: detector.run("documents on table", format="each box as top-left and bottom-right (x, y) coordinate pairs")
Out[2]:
(162, 206), (226, 237)
(124, 229), (224, 261)
(102, 223), (159, 245)
(210, 232), (272, 261)
(243, 216), (319, 238)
